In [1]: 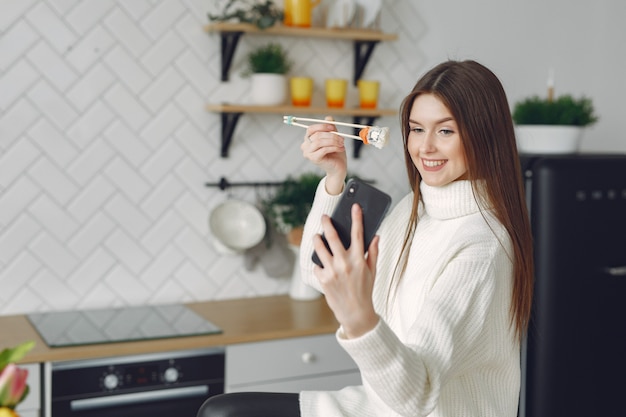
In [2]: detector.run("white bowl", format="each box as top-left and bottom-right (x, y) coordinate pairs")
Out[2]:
(209, 200), (266, 252)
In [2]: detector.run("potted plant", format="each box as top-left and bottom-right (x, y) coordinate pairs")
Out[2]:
(512, 94), (598, 154)
(242, 42), (293, 105)
(262, 172), (322, 246)
(261, 172), (323, 300)
(208, 0), (283, 30)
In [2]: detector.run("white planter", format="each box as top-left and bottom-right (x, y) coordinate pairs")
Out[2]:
(288, 245), (321, 300)
(515, 125), (584, 154)
(250, 73), (287, 105)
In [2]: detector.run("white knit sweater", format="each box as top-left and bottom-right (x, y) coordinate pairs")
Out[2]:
(298, 178), (519, 417)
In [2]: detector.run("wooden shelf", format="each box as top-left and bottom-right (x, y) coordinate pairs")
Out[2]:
(204, 23), (397, 83)
(206, 104), (396, 158)
(204, 23), (398, 158)
(204, 23), (398, 41)
(206, 103), (396, 117)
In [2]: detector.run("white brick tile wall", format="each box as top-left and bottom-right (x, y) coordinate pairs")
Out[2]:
(104, 84), (152, 129)
(0, 61), (39, 110)
(27, 41), (78, 92)
(29, 233), (79, 277)
(28, 81), (79, 129)
(66, 65), (116, 111)
(0, 215), (40, 266)
(0, 177), (41, 227)
(104, 230), (151, 275)
(29, 119), (79, 167)
(66, 212), (116, 258)
(0, 139), (41, 186)
(0, 21), (39, 72)
(67, 177), (117, 223)
(0, 99), (40, 150)
(104, 122), (151, 166)
(29, 195), (79, 241)
(0, 252), (42, 299)
(66, 249), (117, 295)
(104, 46), (152, 94)
(25, 2), (77, 53)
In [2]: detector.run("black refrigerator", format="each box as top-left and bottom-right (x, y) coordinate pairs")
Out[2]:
(519, 154), (626, 417)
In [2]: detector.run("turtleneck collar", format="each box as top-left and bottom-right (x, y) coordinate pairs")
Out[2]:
(420, 180), (488, 220)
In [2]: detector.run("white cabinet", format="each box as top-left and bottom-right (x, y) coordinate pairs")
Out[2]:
(226, 334), (361, 393)
(15, 363), (41, 417)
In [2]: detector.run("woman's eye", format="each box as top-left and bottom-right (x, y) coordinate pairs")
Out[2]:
(410, 126), (424, 133)
(439, 128), (454, 136)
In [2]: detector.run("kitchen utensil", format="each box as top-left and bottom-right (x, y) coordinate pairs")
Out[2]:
(209, 200), (266, 253)
(283, 115), (390, 149)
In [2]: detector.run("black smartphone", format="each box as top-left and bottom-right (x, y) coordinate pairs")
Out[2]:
(312, 178), (391, 267)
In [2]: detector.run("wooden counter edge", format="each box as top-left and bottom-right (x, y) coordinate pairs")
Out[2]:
(1, 295), (339, 364)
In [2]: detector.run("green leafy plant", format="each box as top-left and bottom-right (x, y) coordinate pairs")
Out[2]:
(208, 0), (283, 30)
(243, 42), (293, 76)
(512, 95), (598, 127)
(262, 172), (323, 232)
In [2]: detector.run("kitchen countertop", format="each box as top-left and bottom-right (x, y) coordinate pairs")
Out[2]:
(1, 295), (339, 364)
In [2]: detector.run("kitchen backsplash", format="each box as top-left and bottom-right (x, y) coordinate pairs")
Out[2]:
(0, 0), (424, 316)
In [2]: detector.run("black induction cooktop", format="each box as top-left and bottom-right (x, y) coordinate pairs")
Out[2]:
(27, 304), (222, 348)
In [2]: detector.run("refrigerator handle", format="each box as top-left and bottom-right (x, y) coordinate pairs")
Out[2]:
(602, 266), (626, 276)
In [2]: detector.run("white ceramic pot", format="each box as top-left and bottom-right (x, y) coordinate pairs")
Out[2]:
(515, 125), (583, 154)
(250, 73), (287, 105)
(288, 244), (320, 300)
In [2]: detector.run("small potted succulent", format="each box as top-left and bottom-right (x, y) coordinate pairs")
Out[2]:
(243, 42), (293, 105)
(512, 94), (598, 154)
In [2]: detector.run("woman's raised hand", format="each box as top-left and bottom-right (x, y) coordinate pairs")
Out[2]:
(301, 116), (347, 195)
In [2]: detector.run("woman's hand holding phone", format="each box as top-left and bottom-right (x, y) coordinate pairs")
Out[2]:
(313, 203), (381, 339)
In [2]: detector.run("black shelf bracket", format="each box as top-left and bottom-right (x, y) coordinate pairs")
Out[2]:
(353, 40), (380, 86)
(352, 115), (378, 158)
(220, 112), (242, 157)
(220, 31), (244, 81)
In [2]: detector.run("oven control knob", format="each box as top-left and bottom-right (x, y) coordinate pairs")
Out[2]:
(103, 373), (119, 390)
(163, 367), (179, 383)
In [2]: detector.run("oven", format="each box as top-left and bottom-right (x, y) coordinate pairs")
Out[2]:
(49, 348), (224, 417)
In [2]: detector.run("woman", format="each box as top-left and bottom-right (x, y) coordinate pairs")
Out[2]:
(198, 60), (534, 417)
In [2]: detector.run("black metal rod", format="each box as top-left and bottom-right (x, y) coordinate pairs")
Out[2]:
(205, 177), (285, 191)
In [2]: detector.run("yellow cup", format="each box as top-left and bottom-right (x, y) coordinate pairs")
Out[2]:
(290, 77), (314, 106)
(325, 78), (348, 108)
(284, 0), (321, 27)
(357, 80), (380, 109)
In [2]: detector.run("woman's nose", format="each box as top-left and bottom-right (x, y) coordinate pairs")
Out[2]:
(419, 132), (436, 152)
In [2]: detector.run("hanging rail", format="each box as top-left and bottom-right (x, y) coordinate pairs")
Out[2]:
(205, 177), (285, 191)
(205, 176), (376, 191)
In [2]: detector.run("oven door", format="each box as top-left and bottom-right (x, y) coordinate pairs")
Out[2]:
(49, 348), (225, 417)
(52, 382), (223, 417)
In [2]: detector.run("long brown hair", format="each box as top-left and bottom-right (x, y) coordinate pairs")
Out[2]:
(397, 60), (534, 341)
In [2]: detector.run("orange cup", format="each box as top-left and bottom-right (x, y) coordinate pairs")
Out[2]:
(358, 80), (380, 109)
(290, 77), (314, 106)
(325, 78), (348, 108)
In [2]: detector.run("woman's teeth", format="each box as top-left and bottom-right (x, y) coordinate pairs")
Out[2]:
(423, 159), (445, 167)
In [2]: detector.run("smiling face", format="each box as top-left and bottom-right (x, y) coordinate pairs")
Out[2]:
(407, 93), (468, 187)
